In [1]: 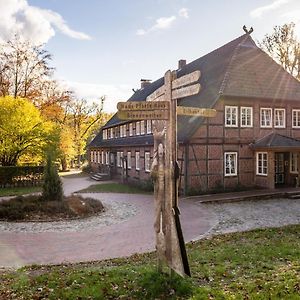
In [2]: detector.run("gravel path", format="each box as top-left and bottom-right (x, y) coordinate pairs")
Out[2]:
(203, 198), (300, 235)
(0, 193), (137, 233)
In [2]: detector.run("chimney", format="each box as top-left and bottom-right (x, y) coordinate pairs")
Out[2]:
(140, 79), (152, 89)
(178, 59), (186, 69)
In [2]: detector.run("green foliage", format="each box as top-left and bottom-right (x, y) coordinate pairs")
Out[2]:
(0, 96), (57, 166)
(0, 166), (44, 187)
(1, 225), (299, 299)
(42, 154), (63, 201)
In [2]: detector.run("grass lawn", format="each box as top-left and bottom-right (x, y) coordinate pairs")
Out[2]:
(0, 186), (42, 197)
(77, 182), (152, 194)
(1, 225), (299, 299)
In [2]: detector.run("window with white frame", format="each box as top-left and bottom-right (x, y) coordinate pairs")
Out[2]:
(225, 106), (238, 127)
(119, 126), (123, 138)
(136, 121), (140, 135)
(135, 152), (140, 170)
(117, 152), (121, 167)
(292, 109), (300, 128)
(256, 152), (268, 175)
(97, 151), (100, 163)
(240, 107), (253, 127)
(120, 151), (124, 167)
(105, 152), (109, 165)
(101, 151), (104, 164)
(274, 109), (285, 128)
(146, 120), (152, 134)
(224, 152), (237, 176)
(90, 151), (94, 163)
(123, 125), (127, 137)
(108, 128), (111, 139)
(260, 108), (272, 128)
(290, 152), (298, 173)
(141, 120), (145, 135)
(129, 123), (133, 136)
(127, 151), (131, 169)
(103, 130), (107, 140)
(145, 152), (151, 172)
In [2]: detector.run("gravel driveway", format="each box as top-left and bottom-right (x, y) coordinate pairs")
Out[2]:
(0, 175), (299, 268)
(202, 198), (300, 236)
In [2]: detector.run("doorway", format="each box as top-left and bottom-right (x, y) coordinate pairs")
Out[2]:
(274, 152), (288, 187)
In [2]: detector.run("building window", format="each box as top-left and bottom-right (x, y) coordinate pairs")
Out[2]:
(260, 108), (272, 128)
(117, 152), (121, 167)
(101, 151), (104, 164)
(127, 151), (131, 169)
(145, 152), (151, 172)
(123, 125), (127, 137)
(119, 126), (123, 138)
(290, 152), (298, 173)
(129, 123), (133, 136)
(292, 109), (300, 128)
(146, 120), (152, 134)
(105, 152), (109, 165)
(225, 106), (238, 127)
(240, 107), (253, 127)
(135, 152), (140, 170)
(224, 152), (237, 176)
(136, 121), (140, 135)
(103, 130), (107, 140)
(274, 109), (285, 128)
(256, 152), (268, 176)
(90, 151), (94, 163)
(97, 151), (100, 163)
(141, 120), (145, 135)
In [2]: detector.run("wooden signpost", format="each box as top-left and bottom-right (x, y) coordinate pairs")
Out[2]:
(117, 69), (216, 277)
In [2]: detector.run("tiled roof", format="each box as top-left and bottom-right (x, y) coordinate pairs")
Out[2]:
(89, 33), (300, 147)
(250, 133), (300, 149)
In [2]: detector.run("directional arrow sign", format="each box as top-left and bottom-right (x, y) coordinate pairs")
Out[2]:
(172, 83), (201, 100)
(117, 110), (169, 120)
(146, 85), (165, 102)
(177, 106), (216, 117)
(172, 70), (201, 89)
(117, 101), (169, 111)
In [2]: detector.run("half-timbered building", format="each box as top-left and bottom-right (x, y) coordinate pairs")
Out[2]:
(88, 32), (300, 194)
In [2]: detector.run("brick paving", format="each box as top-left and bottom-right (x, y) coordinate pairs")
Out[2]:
(0, 177), (216, 268)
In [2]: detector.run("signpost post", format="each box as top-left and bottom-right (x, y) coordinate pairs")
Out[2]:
(117, 69), (216, 277)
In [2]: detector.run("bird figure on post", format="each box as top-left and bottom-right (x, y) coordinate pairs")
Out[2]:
(243, 25), (254, 34)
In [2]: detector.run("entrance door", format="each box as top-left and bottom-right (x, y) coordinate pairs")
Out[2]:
(275, 153), (285, 185)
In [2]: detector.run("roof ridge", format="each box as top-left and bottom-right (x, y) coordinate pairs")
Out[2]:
(219, 34), (254, 95)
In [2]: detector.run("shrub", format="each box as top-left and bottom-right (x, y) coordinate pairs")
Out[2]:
(0, 166), (44, 187)
(42, 154), (63, 201)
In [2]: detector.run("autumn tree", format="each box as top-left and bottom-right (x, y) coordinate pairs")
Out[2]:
(259, 23), (300, 80)
(0, 96), (56, 166)
(67, 96), (105, 167)
(0, 37), (52, 101)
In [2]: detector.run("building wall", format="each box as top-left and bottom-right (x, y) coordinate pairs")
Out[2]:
(89, 96), (300, 193)
(184, 97), (300, 192)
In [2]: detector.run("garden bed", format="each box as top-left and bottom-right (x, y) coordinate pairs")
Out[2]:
(0, 194), (104, 221)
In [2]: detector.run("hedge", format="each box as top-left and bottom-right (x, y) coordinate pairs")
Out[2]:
(0, 166), (44, 188)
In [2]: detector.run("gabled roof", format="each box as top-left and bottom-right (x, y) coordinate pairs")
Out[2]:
(89, 33), (300, 147)
(250, 133), (300, 150)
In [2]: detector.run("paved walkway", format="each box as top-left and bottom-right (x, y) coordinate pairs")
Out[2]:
(0, 177), (216, 268)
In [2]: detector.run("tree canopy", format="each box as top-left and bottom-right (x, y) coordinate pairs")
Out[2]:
(0, 96), (56, 166)
(259, 22), (300, 80)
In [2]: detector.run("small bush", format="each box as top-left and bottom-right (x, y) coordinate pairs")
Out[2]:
(42, 154), (63, 202)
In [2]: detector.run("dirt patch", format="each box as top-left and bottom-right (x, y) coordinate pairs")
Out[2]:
(0, 194), (104, 222)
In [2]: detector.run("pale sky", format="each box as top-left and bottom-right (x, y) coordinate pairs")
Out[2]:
(1, 0), (300, 112)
